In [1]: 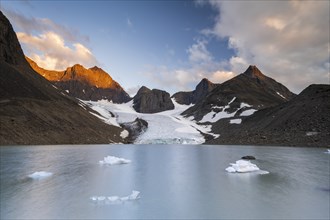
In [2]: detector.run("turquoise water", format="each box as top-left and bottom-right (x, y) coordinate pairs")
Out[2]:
(1, 145), (329, 219)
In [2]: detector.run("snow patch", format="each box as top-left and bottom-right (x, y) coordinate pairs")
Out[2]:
(230, 118), (242, 124)
(90, 191), (140, 204)
(306, 131), (318, 136)
(200, 110), (236, 123)
(225, 160), (269, 174)
(120, 130), (129, 138)
(99, 156), (131, 165)
(276, 91), (287, 99)
(240, 109), (257, 116)
(28, 171), (53, 180)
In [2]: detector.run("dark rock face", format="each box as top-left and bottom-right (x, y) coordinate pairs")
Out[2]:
(120, 118), (148, 143)
(26, 57), (131, 103)
(206, 84), (330, 147)
(0, 11), (125, 145)
(182, 65), (296, 121)
(172, 78), (217, 105)
(133, 86), (174, 113)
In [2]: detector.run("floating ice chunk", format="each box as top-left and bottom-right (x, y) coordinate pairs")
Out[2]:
(28, 171), (53, 180)
(90, 191), (140, 205)
(325, 149), (330, 154)
(225, 160), (268, 174)
(99, 156), (131, 165)
(225, 167), (236, 173)
(128, 190), (140, 200)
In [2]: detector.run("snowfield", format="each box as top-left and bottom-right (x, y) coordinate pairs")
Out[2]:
(83, 99), (218, 144)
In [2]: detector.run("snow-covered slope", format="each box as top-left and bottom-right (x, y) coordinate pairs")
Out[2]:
(84, 99), (218, 144)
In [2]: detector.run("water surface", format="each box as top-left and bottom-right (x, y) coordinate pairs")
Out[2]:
(1, 145), (329, 219)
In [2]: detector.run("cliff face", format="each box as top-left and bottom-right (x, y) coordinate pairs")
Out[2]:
(133, 86), (174, 113)
(26, 57), (131, 103)
(0, 11), (125, 145)
(172, 78), (217, 105)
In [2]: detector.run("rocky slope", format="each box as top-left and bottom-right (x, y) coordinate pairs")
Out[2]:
(182, 65), (296, 121)
(133, 86), (174, 113)
(206, 84), (330, 147)
(26, 57), (131, 103)
(0, 11), (125, 145)
(172, 78), (217, 105)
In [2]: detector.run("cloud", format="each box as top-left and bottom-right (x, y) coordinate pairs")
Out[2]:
(144, 37), (238, 93)
(187, 40), (212, 63)
(2, 9), (98, 71)
(17, 32), (98, 70)
(206, 0), (329, 93)
(3, 9), (89, 43)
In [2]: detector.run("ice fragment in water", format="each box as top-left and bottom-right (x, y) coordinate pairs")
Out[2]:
(90, 191), (140, 204)
(28, 171), (53, 179)
(99, 155), (131, 165)
(225, 160), (268, 174)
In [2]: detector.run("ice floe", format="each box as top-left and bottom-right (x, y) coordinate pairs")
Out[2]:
(325, 149), (330, 154)
(225, 160), (269, 174)
(28, 171), (53, 180)
(99, 156), (131, 165)
(90, 190), (140, 204)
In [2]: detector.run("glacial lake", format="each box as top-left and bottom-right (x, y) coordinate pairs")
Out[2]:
(0, 144), (329, 219)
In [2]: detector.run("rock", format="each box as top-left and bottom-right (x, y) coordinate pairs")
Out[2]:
(172, 78), (217, 105)
(241, 156), (256, 160)
(120, 118), (148, 142)
(133, 86), (174, 113)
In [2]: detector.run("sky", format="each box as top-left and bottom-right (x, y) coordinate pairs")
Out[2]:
(1, 0), (329, 95)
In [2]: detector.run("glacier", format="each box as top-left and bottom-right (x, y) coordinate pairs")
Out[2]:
(84, 99), (219, 144)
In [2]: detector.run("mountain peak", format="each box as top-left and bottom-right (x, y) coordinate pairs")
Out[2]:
(243, 65), (265, 79)
(89, 66), (103, 72)
(195, 78), (214, 92)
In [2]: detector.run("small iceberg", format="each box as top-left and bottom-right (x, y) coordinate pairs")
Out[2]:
(28, 171), (53, 180)
(325, 149), (330, 154)
(99, 155), (131, 165)
(90, 190), (140, 204)
(225, 160), (269, 174)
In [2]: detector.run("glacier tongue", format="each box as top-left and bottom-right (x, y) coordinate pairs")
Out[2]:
(84, 99), (218, 144)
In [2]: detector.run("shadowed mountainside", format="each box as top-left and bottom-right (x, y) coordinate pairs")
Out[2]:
(182, 65), (296, 121)
(0, 11), (125, 145)
(206, 84), (330, 147)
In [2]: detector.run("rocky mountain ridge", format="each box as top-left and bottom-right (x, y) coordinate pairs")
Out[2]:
(172, 78), (217, 105)
(182, 65), (296, 121)
(26, 57), (131, 103)
(0, 11), (125, 145)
